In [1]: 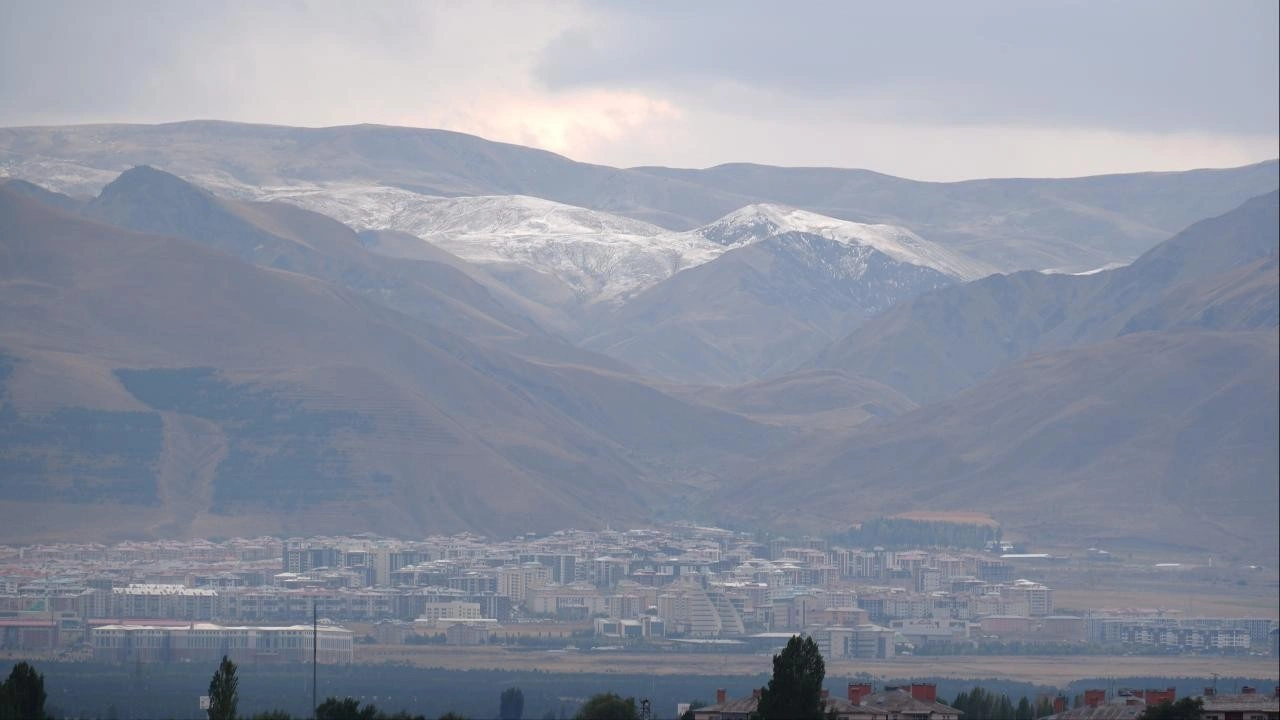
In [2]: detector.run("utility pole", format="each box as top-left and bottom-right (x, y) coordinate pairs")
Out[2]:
(313, 599), (318, 719)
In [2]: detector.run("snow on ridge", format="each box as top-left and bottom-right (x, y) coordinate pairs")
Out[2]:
(700, 203), (993, 280)
(260, 185), (700, 301)
(256, 185), (989, 303)
(1040, 261), (1129, 276)
(262, 186), (666, 237)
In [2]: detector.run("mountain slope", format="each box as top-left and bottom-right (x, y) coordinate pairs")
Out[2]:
(79, 166), (548, 342)
(70, 167), (649, 374)
(633, 160), (1280, 271)
(669, 369), (917, 432)
(688, 204), (993, 280)
(730, 330), (1280, 561)
(265, 187), (720, 305)
(583, 230), (962, 384)
(812, 191), (1280, 403)
(2, 121), (1276, 273)
(0, 185), (777, 542)
(0, 120), (747, 228)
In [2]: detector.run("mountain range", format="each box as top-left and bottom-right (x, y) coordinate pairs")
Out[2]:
(811, 191), (1280, 403)
(0, 179), (781, 543)
(1, 121), (1276, 272)
(0, 121), (1276, 562)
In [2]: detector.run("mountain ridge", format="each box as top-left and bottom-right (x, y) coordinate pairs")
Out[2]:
(0, 182), (780, 542)
(810, 190), (1280, 403)
(2, 120), (1276, 272)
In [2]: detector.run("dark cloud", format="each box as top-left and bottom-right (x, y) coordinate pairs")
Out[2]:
(535, 0), (1280, 135)
(0, 0), (1274, 178)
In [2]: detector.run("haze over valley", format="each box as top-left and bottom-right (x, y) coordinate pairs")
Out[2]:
(0, 5), (1278, 715)
(0, 123), (1276, 565)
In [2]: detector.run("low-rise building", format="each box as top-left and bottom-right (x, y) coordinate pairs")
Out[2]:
(91, 622), (354, 664)
(692, 684), (960, 720)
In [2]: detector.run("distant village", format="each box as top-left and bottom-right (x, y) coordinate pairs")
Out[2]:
(0, 524), (1276, 669)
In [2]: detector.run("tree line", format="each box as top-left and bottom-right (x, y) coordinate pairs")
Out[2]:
(0, 654), (1232, 720)
(832, 517), (1002, 550)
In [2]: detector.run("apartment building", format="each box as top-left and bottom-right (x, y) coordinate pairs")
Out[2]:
(91, 622), (354, 664)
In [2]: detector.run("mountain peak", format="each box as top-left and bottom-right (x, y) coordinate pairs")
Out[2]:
(697, 203), (993, 280)
(96, 165), (213, 207)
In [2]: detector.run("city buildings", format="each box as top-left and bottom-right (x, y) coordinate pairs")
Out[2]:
(90, 622), (354, 664)
(0, 525), (1273, 663)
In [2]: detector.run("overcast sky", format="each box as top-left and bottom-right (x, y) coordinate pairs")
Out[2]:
(1, 0), (1276, 180)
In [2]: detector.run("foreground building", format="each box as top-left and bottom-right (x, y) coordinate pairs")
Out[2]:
(693, 683), (960, 720)
(1042, 686), (1280, 720)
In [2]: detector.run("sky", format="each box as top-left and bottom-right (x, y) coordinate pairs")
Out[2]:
(1, 0), (1277, 181)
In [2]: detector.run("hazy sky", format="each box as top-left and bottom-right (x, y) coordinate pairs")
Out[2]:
(2, 0), (1277, 180)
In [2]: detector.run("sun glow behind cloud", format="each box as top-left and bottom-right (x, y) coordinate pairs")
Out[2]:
(0, 0), (1275, 179)
(398, 90), (682, 160)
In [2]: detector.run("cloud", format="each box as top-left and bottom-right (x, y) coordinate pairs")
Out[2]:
(412, 90), (681, 160)
(534, 0), (1280, 135)
(0, 0), (1275, 180)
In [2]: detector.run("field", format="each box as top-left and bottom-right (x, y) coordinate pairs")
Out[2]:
(351, 645), (1280, 685)
(1052, 587), (1279, 619)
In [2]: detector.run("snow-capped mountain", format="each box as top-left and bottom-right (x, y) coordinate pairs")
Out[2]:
(581, 229), (962, 384)
(262, 186), (729, 302)
(262, 185), (988, 305)
(693, 204), (994, 280)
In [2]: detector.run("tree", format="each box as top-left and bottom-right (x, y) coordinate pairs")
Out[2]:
(314, 697), (426, 720)
(316, 697), (379, 720)
(574, 692), (639, 720)
(500, 687), (525, 720)
(756, 635), (826, 720)
(1015, 696), (1033, 720)
(207, 656), (239, 720)
(1140, 698), (1204, 720)
(0, 661), (48, 720)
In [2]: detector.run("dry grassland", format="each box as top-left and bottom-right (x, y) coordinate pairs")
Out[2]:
(890, 511), (999, 526)
(1053, 587), (1279, 619)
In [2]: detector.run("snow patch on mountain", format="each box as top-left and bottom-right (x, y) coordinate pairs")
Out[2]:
(700, 204), (994, 280)
(258, 187), (989, 303)
(1041, 261), (1130, 276)
(261, 185), (725, 301)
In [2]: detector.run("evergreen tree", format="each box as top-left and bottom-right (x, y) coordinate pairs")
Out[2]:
(207, 656), (239, 720)
(995, 694), (1015, 720)
(0, 662), (48, 720)
(1015, 696), (1033, 720)
(756, 635), (826, 720)
(500, 687), (525, 720)
(1140, 698), (1204, 720)
(313, 698), (426, 720)
(574, 693), (639, 720)
(316, 697), (378, 720)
